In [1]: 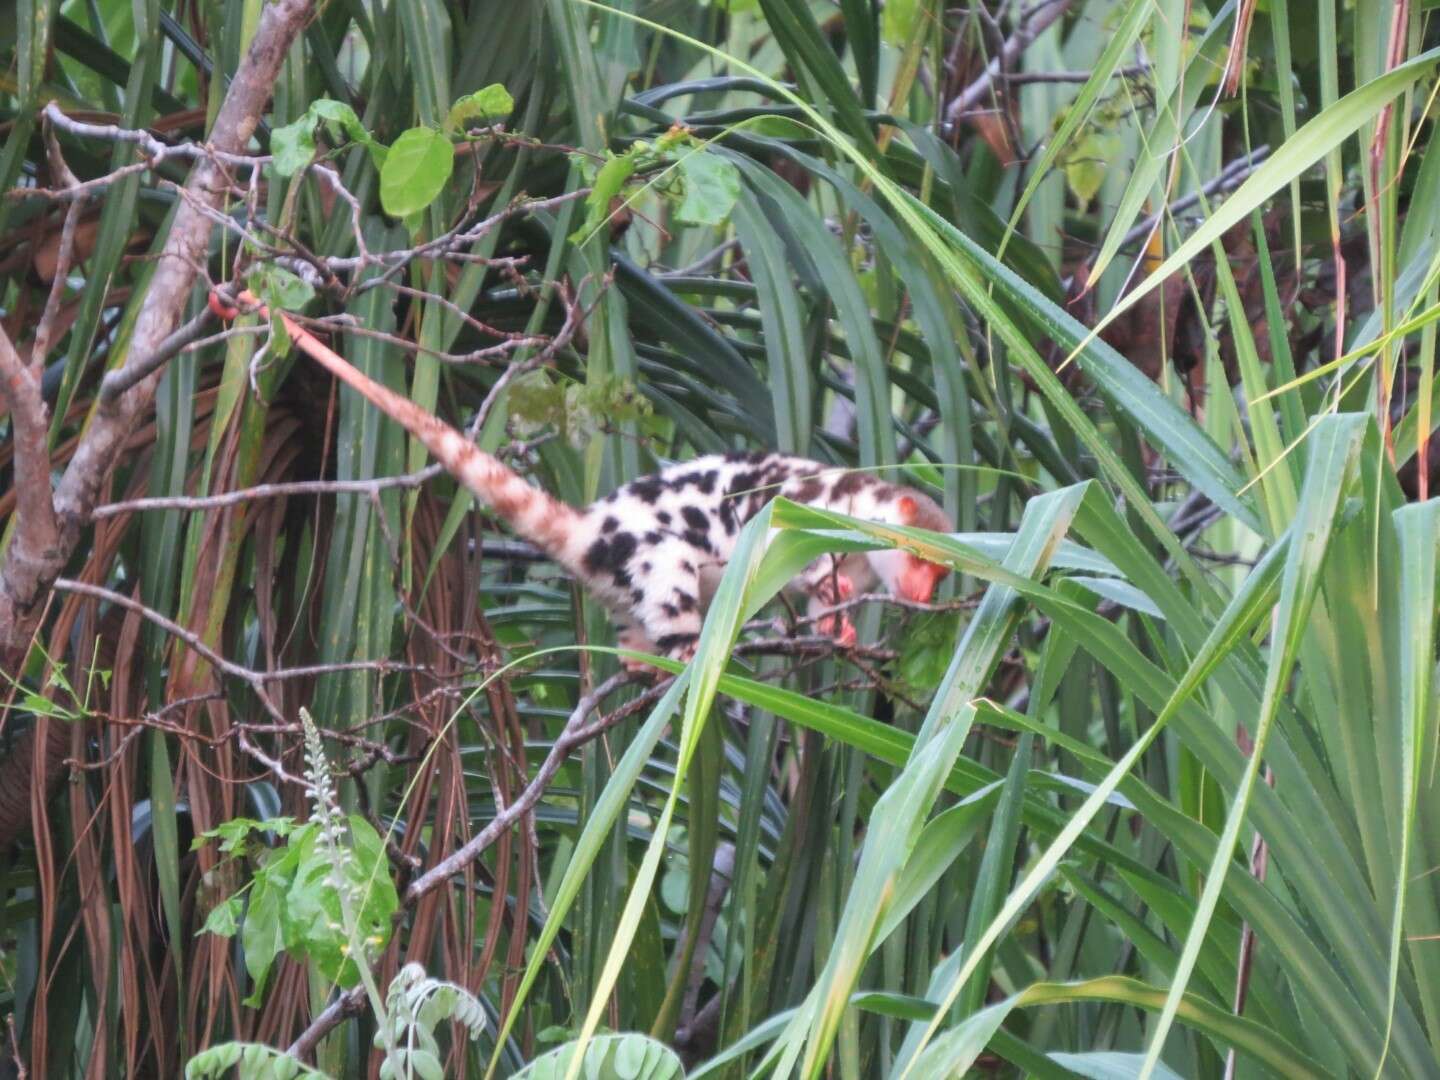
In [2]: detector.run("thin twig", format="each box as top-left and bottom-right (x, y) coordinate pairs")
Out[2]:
(994, 64), (1148, 85)
(91, 468), (448, 518)
(97, 305), (220, 401)
(403, 671), (648, 903)
(944, 0), (1074, 126)
(1113, 145), (1271, 253)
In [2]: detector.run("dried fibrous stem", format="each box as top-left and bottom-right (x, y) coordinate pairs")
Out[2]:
(0, 0), (320, 849)
(0, 0), (319, 667)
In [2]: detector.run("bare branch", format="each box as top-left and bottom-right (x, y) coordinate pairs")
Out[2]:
(29, 120), (87, 366)
(97, 305), (220, 401)
(0, 324), (60, 630)
(944, 0), (1074, 126)
(402, 670), (651, 904)
(90, 468), (447, 518)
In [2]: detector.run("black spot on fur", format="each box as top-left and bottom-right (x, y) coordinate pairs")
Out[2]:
(631, 588), (645, 604)
(662, 603), (679, 618)
(679, 560), (696, 574)
(718, 501), (737, 535)
(584, 531), (638, 584)
(669, 470), (718, 495)
(657, 632), (699, 652)
(792, 477), (825, 504)
(832, 471), (870, 498)
(726, 470), (759, 497)
(657, 510), (672, 525)
(640, 561), (652, 573)
(674, 591), (697, 612)
(602, 515), (619, 534)
(683, 529), (713, 553)
(681, 506), (709, 532)
(724, 450), (767, 465)
(630, 478), (665, 504)
(644, 531), (662, 545)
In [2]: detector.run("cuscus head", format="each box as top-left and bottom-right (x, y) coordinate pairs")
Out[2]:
(866, 489), (954, 603)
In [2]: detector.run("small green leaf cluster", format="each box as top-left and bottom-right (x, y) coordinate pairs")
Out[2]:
(571, 127), (741, 244)
(509, 1033), (684, 1080)
(184, 1042), (328, 1080)
(268, 84), (515, 223)
(238, 264), (317, 358)
(374, 963), (489, 1080)
(195, 812), (398, 1004)
(507, 369), (660, 449)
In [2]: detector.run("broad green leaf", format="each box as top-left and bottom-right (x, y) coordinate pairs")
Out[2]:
(379, 126), (455, 218)
(672, 147), (741, 227)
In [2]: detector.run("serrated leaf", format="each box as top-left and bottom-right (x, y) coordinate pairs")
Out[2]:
(380, 127), (455, 218)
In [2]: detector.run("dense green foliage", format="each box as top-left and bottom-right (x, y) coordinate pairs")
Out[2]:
(3, 0), (1440, 1077)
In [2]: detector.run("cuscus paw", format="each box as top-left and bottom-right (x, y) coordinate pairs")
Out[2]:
(618, 630), (696, 678)
(815, 573), (855, 605)
(816, 612), (857, 648)
(620, 653), (661, 675)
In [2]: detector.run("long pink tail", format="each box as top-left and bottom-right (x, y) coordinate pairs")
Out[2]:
(218, 291), (583, 566)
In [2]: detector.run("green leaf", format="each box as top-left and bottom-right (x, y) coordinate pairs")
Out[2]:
(270, 98), (382, 177)
(899, 978), (1326, 1080)
(511, 1034), (684, 1080)
(671, 148), (740, 227)
(571, 151), (638, 244)
(446, 82), (515, 131)
(379, 127), (455, 218)
(184, 1042), (328, 1080)
(1062, 128), (1120, 208)
(881, 0), (920, 45)
(269, 117), (319, 178)
(242, 873), (285, 1005)
(198, 895), (243, 938)
(248, 265), (315, 312)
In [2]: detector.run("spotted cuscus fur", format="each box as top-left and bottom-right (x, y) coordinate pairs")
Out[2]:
(288, 332), (953, 665)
